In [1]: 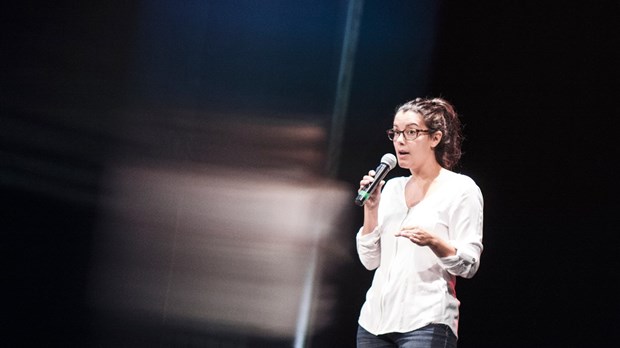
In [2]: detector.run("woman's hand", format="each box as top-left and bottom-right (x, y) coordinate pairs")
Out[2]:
(395, 226), (456, 257)
(359, 170), (384, 210)
(395, 226), (436, 246)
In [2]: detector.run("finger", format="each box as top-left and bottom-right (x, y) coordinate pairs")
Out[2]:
(359, 178), (373, 189)
(395, 228), (413, 237)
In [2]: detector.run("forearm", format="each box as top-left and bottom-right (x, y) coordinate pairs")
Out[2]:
(437, 240), (482, 278)
(428, 236), (456, 258)
(361, 207), (379, 235)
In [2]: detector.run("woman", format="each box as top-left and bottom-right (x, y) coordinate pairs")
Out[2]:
(356, 97), (484, 348)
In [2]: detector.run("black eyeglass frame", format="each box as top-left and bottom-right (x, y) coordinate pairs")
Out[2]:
(386, 128), (433, 141)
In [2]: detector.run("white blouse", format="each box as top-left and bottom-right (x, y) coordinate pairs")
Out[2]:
(356, 169), (484, 338)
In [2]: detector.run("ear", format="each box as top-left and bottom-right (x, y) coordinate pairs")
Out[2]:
(431, 131), (443, 149)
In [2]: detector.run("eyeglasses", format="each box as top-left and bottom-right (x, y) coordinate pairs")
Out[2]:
(386, 128), (431, 141)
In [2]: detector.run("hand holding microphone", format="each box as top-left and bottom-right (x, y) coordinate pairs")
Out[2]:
(355, 153), (397, 206)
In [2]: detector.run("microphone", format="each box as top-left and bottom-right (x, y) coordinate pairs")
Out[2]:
(355, 153), (397, 206)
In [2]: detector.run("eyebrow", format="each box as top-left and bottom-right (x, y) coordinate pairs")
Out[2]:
(393, 122), (420, 128)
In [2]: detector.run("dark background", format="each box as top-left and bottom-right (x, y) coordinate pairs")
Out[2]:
(2, 0), (618, 347)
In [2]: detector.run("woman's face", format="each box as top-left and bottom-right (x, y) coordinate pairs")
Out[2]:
(391, 110), (439, 170)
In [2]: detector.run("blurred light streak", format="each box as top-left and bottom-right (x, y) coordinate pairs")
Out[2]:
(327, 0), (364, 178)
(87, 114), (353, 346)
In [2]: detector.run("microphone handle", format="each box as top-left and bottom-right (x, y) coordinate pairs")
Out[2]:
(354, 163), (390, 206)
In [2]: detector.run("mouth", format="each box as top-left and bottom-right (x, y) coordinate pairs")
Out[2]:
(397, 150), (410, 156)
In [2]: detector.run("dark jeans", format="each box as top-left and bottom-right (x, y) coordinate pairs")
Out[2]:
(357, 324), (457, 348)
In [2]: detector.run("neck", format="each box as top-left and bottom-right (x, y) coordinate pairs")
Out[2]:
(410, 161), (443, 182)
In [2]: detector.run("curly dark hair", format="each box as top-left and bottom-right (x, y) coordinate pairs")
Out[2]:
(396, 97), (463, 170)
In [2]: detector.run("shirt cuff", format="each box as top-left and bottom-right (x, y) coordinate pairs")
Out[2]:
(356, 226), (380, 245)
(439, 244), (476, 266)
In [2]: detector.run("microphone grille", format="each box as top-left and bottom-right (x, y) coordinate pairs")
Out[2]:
(380, 153), (397, 170)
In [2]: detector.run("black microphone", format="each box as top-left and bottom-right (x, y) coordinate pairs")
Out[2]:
(355, 153), (397, 206)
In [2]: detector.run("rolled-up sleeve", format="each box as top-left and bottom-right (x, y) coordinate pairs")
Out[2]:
(356, 227), (382, 270)
(439, 184), (484, 278)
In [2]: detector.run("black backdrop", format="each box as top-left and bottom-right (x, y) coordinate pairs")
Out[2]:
(2, 1), (617, 347)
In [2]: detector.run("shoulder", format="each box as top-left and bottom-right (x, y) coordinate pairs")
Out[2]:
(385, 175), (409, 187)
(441, 170), (482, 195)
(383, 175), (409, 192)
